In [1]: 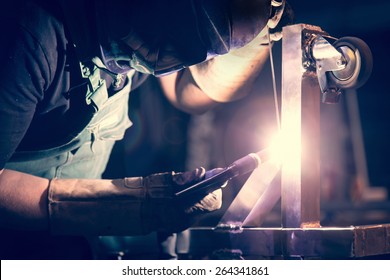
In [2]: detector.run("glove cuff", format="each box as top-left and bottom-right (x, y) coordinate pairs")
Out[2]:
(48, 177), (151, 236)
(47, 168), (215, 236)
(143, 172), (175, 199)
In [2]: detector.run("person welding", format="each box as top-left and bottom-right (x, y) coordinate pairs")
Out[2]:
(0, 0), (289, 259)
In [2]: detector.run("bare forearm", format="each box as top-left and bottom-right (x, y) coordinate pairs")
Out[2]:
(0, 169), (50, 231)
(159, 70), (219, 115)
(159, 31), (271, 114)
(189, 40), (270, 103)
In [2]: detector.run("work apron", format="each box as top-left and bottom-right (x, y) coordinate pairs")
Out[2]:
(0, 67), (135, 260)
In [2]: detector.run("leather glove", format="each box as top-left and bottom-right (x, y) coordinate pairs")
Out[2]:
(144, 167), (223, 233)
(48, 167), (223, 236)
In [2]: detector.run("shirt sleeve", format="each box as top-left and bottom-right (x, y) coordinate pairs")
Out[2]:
(0, 24), (51, 169)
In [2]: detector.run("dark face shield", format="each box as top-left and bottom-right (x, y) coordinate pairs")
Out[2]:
(95, 0), (272, 76)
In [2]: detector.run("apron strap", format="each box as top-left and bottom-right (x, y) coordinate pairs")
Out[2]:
(80, 61), (108, 112)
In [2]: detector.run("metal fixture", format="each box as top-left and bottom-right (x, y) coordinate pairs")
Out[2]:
(187, 24), (386, 260)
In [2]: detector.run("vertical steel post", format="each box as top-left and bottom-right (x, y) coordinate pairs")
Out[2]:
(281, 24), (324, 228)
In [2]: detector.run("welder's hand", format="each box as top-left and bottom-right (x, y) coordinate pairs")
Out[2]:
(246, 1), (294, 46)
(267, 1), (295, 42)
(144, 167), (223, 233)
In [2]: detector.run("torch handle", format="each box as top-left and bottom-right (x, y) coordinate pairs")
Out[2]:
(174, 152), (266, 199)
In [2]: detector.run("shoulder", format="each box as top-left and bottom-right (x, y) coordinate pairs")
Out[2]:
(3, 1), (66, 40)
(2, 1), (68, 79)
(21, 1), (67, 58)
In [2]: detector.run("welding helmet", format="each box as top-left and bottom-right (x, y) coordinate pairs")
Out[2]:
(60, 0), (279, 76)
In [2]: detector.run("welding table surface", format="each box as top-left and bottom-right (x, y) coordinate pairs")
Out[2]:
(187, 224), (390, 259)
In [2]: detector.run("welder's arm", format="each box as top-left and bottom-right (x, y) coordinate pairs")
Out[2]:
(0, 168), (221, 235)
(159, 1), (293, 114)
(189, 28), (272, 104)
(0, 169), (50, 230)
(159, 29), (271, 115)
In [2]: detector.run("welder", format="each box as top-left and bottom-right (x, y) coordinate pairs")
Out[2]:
(0, 0), (289, 259)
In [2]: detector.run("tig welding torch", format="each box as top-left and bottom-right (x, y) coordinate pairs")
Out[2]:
(174, 148), (272, 200)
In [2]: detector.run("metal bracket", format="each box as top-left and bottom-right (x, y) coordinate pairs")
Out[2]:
(311, 36), (347, 103)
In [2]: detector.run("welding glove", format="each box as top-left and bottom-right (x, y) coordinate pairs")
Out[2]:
(48, 167), (222, 236)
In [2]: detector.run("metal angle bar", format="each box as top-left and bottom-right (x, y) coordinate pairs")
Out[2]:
(188, 224), (390, 258)
(281, 24), (325, 228)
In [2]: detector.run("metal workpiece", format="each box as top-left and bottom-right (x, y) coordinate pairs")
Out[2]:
(186, 24), (381, 260)
(217, 159), (281, 229)
(281, 24), (322, 229)
(188, 224), (390, 259)
(354, 224), (390, 257)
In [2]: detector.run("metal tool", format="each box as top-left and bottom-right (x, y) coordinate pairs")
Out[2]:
(174, 148), (272, 200)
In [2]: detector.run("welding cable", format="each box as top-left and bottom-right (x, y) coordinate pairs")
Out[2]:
(267, 26), (281, 131)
